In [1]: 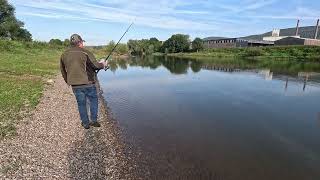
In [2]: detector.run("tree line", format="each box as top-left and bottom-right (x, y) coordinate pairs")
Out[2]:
(127, 35), (204, 55)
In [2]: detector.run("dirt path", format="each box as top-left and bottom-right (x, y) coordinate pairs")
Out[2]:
(0, 75), (132, 179)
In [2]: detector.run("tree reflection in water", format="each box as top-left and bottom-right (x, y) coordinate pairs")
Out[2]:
(107, 55), (320, 77)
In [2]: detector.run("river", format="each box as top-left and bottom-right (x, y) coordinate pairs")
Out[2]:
(98, 56), (320, 180)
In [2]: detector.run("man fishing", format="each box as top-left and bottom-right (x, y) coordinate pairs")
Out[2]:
(60, 34), (106, 129)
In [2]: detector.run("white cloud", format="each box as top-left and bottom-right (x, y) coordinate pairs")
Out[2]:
(245, 0), (277, 10)
(8, 0), (320, 45)
(10, 0), (214, 30)
(9, 0), (290, 32)
(247, 7), (320, 20)
(201, 0), (278, 13)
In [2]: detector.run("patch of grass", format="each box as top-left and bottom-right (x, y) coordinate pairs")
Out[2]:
(0, 40), (63, 139)
(0, 75), (43, 138)
(0, 48), (61, 76)
(0, 159), (21, 174)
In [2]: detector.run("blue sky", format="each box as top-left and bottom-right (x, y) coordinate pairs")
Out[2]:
(9, 0), (320, 45)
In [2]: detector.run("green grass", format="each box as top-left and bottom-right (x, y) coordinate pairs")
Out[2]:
(0, 40), (63, 138)
(169, 46), (320, 61)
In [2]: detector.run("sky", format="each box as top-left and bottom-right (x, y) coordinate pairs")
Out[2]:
(9, 0), (320, 45)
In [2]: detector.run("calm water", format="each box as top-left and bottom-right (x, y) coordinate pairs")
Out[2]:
(98, 56), (320, 180)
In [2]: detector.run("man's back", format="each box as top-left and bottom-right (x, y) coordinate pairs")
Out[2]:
(60, 46), (103, 85)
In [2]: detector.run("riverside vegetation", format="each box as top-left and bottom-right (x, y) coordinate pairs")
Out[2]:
(0, 40), (63, 138)
(0, 39), (127, 138)
(169, 46), (320, 61)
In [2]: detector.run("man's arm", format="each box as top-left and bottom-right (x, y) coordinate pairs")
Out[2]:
(85, 50), (105, 70)
(60, 57), (68, 84)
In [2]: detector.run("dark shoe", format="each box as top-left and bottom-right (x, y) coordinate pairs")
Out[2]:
(81, 123), (90, 129)
(90, 121), (101, 127)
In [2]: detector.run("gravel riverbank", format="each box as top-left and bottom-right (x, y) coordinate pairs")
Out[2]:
(0, 75), (135, 179)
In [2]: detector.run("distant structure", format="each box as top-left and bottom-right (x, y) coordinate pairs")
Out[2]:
(272, 29), (280, 37)
(263, 28), (300, 42)
(203, 37), (273, 49)
(263, 20), (301, 42)
(274, 19), (320, 46)
(295, 19), (300, 36)
(203, 19), (320, 48)
(275, 36), (320, 46)
(314, 19), (319, 39)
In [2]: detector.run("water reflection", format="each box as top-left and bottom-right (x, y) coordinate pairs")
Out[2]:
(99, 56), (320, 179)
(109, 56), (320, 75)
(108, 56), (320, 92)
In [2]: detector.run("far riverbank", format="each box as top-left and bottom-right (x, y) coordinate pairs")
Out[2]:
(163, 46), (320, 61)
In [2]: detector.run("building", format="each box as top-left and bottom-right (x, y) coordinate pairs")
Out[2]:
(275, 37), (320, 46)
(203, 38), (245, 48)
(203, 37), (273, 49)
(265, 19), (320, 46)
(203, 19), (320, 48)
(263, 20), (302, 42)
(263, 29), (300, 42)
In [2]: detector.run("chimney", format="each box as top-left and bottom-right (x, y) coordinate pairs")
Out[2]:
(315, 19), (319, 39)
(295, 19), (300, 36)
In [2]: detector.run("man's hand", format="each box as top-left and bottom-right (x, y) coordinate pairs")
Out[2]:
(99, 59), (108, 67)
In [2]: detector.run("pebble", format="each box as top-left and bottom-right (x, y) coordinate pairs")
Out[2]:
(0, 75), (133, 179)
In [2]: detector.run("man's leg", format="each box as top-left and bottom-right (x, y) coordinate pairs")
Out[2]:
(87, 85), (99, 123)
(72, 88), (90, 128)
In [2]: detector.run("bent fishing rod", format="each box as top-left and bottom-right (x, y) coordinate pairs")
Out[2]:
(97, 22), (134, 73)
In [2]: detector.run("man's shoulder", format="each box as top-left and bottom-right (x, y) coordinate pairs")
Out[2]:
(82, 48), (94, 56)
(62, 47), (89, 56)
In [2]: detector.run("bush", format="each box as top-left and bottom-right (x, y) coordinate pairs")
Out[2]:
(192, 37), (204, 52)
(49, 39), (63, 46)
(242, 48), (265, 57)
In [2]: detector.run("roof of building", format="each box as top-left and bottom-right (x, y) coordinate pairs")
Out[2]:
(203, 37), (274, 44)
(241, 26), (320, 41)
(203, 37), (234, 41)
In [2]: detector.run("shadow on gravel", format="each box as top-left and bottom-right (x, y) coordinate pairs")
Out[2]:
(68, 129), (109, 180)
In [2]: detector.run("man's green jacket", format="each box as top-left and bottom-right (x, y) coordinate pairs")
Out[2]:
(60, 46), (104, 85)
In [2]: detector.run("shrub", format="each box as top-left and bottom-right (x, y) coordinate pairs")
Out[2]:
(242, 48), (265, 57)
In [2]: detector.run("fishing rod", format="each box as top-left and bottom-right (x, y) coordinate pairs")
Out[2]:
(98, 22), (134, 73)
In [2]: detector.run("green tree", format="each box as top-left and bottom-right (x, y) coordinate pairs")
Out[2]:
(105, 40), (115, 53)
(127, 39), (147, 55)
(147, 44), (154, 54)
(192, 37), (204, 52)
(149, 37), (162, 52)
(127, 38), (162, 55)
(127, 39), (139, 55)
(49, 39), (63, 46)
(139, 39), (150, 55)
(0, 0), (32, 41)
(161, 34), (190, 53)
(63, 39), (70, 46)
(105, 41), (128, 55)
(116, 43), (128, 54)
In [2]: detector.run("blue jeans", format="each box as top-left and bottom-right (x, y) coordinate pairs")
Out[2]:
(72, 85), (98, 125)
